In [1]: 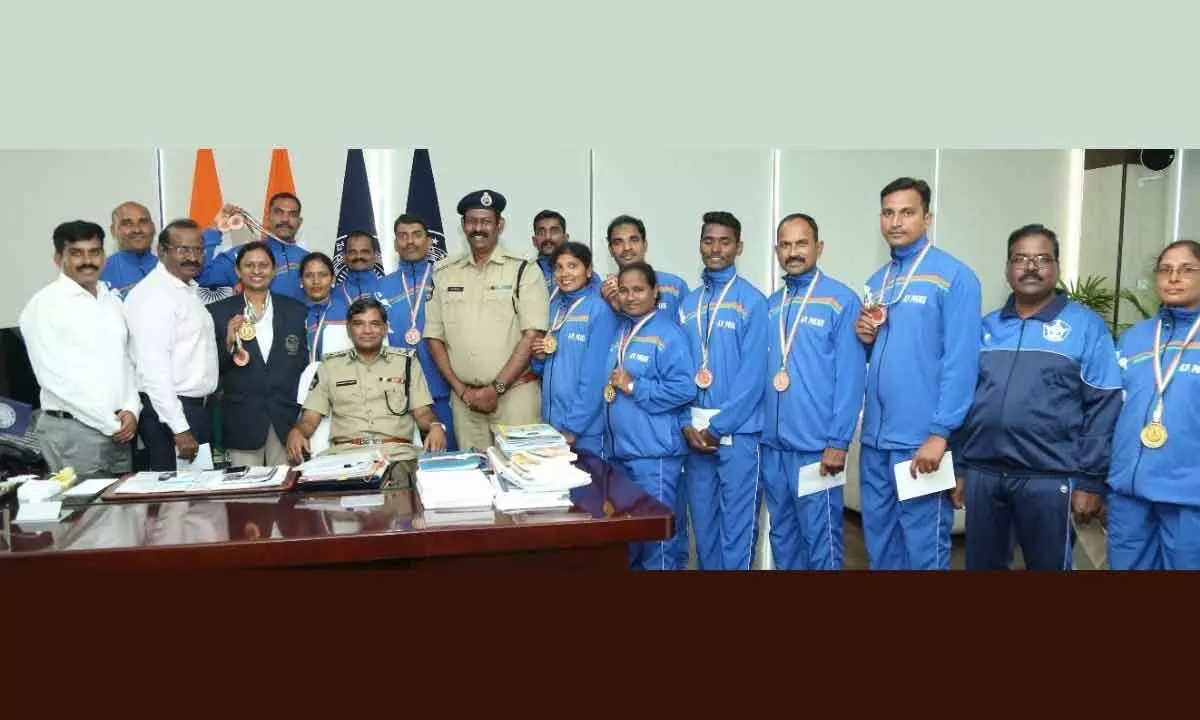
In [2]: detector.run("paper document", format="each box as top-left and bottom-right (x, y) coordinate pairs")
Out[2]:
(893, 451), (957, 502)
(797, 462), (846, 498)
(177, 443), (214, 471)
(63, 477), (121, 498)
(689, 408), (732, 446)
(15, 500), (63, 524)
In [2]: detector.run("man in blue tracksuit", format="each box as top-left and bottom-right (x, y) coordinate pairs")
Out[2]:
(855, 177), (982, 571)
(197, 193), (308, 302)
(378, 214), (457, 450)
(679, 211), (769, 571)
(1107, 239), (1200, 570)
(763, 213), (866, 570)
(101, 201), (158, 299)
(332, 230), (384, 305)
(953, 224), (1119, 570)
(601, 214), (693, 567)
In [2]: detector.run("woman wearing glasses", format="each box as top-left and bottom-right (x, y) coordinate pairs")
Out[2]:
(1107, 239), (1200, 570)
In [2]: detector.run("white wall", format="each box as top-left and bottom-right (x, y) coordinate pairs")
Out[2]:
(0, 150), (161, 327)
(0, 148), (1085, 329)
(936, 150), (1074, 312)
(776, 150), (938, 297)
(591, 150), (774, 291)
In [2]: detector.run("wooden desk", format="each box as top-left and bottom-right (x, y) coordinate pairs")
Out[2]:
(0, 459), (673, 573)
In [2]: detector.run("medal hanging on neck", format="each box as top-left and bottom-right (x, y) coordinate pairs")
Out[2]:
(863, 241), (932, 328)
(232, 334), (250, 367)
(607, 311), (656, 403)
(238, 294), (269, 343)
(694, 274), (737, 389)
(774, 270), (820, 392)
(1141, 313), (1200, 448)
(401, 263), (432, 346)
(544, 295), (587, 355)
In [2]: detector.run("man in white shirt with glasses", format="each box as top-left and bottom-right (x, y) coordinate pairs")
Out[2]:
(124, 219), (220, 470)
(20, 220), (141, 476)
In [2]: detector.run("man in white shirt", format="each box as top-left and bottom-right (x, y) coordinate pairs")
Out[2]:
(124, 219), (220, 470)
(19, 220), (141, 476)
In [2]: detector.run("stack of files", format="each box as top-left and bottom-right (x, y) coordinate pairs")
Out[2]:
(415, 468), (493, 511)
(486, 447), (588, 512)
(490, 423), (569, 456)
(416, 450), (488, 473)
(487, 446), (591, 493)
(297, 450), (387, 483)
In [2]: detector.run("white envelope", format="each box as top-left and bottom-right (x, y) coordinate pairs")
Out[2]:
(689, 408), (732, 446)
(893, 451), (957, 502)
(797, 461), (846, 498)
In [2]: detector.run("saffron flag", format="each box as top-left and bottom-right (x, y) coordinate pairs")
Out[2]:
(405, 149), (449, 262)
(189, 149), (235, 304)
(332, 148), (384, 285)
(262, 148), (297, 240)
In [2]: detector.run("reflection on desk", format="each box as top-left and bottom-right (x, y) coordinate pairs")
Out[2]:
(0, 449), (672, 571)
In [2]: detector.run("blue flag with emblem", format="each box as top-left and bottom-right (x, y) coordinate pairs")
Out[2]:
(406, 149), (449, 263)
(332, 148), (384, 286)
(0, 396), (33, 438)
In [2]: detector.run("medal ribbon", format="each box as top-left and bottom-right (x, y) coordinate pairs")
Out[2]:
(307, 300), (330, 364)
(1151, 313), (1200, 422)
(778, 270), (820, 371)
(618, 311), (657, 372)
(874, 240), (932, 307)
(695, 274), (737, 370)
(550, 296), (588, 334)
(400, 263), (433, 332)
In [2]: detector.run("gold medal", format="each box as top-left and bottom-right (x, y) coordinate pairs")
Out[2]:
(1140, 421), (1168, 449)
(543, 333), (558, 355)
(695, 367), (714, 389)
(238, 322), (256, 342)
(604, 384), (616, 403)
(773, 369), (790, 392)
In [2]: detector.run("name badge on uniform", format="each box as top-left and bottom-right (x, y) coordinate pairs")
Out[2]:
(447, 286), (465, 293)
(489, 284), (514, 291)
(335, 380), (357, 387)
(383, 376), (406, 384)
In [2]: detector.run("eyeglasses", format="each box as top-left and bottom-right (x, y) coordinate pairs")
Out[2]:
(167, 245), (205, 257)
(1008, 254), (1056, 267)
(1155, 264), (1200, 278)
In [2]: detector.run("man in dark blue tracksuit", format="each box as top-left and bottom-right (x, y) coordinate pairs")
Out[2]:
(679, 211), (769, 571)
(763, 213), (866, 570)
(953, 224), (1120, 570)
(855, 177), (981, 571)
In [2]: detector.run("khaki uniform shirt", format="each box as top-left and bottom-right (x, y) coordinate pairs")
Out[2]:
(424, 247), (550, 385)
(302, 346), (433, 461)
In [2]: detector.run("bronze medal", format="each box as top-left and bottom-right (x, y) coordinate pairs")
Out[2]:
(695, 367), (714, 389)
(866, 305), (887, 327)
(233, 348), (250, 367)
(773, 369), (790, 392)
(404, 327), (421, 345)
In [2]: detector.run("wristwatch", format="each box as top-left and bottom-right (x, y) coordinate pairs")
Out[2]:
(492, 380), (508, 395)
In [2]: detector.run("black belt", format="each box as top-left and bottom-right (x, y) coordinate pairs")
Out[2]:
(178, 396), (208, 407)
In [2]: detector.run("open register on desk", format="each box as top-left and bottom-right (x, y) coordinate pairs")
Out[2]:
(103, 466), (294, 501)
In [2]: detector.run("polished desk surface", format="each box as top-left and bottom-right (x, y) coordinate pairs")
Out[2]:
(0, 462), (673, 571)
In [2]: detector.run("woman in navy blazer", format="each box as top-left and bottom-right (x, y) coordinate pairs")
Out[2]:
(208, 241), (309, 466)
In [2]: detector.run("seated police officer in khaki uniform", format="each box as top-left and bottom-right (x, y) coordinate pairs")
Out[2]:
(286, 297), (447, 487)
(425, 189), (550, 451)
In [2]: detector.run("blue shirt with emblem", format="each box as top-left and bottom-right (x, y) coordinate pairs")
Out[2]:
(1107, 305), (1200, 506)
(100, 250), (158, 299)
(953, 291), (1122, 493)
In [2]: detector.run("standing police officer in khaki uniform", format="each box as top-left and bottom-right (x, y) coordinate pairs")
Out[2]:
(425, 189), (550, 451)
(287, 298), (447, 488)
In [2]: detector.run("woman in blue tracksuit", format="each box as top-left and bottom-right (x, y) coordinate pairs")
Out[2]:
(1107, 239), (1200, 570)
(531, 242), (619, 456)
(603, 261), (697, 571)
(300, 252), (335, 362)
